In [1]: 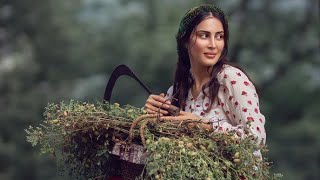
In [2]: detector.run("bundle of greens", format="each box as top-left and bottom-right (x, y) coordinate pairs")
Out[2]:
(26, 100), (282, 179)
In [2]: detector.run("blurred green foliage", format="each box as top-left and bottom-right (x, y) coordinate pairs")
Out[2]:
(0, 0), (319, 179)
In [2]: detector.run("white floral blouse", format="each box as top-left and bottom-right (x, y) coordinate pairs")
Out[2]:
(165, 65), (266, 145)
(112, 65), (266, 164)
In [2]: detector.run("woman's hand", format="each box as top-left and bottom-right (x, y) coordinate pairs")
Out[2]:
(144, 93), (171, 115)
(160, 110), (200, 121)
(160, 111), (213, 131)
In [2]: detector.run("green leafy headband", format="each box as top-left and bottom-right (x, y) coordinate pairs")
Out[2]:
(177, 4), (228, 39)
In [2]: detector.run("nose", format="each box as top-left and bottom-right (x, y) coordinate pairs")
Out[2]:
(208, 37), (217, 49)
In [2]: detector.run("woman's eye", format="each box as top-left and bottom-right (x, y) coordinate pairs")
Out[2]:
(200, 34), (208, 39)
(216, 34), (224, 40)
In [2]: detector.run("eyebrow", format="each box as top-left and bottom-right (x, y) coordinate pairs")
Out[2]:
(196, 30), (224, 34)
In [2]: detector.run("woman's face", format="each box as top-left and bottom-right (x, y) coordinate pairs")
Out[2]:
(187, 15), (225, 69)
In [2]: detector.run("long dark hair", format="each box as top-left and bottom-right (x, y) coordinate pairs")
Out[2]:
(172, 4), (232, 111)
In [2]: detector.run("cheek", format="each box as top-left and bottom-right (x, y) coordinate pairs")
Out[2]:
(193, 41), (206, 52)
(193, 44), (202, 53)
(218, 41), (225, 51)
(188, 43), (202, 56)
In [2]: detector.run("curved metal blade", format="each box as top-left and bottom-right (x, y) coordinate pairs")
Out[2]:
(103, 64), (152, 102)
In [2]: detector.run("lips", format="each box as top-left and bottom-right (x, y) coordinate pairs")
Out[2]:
(204, 52), (217, 58)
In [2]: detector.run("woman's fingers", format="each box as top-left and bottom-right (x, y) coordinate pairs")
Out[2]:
(179, 110), (187, 115)
(155, 93), (170, 104)
(146, 94), (171, 109)
(159, 111), (200, 121)
(151, 94), (171, 107)
(144, 103), (168, 115)
(160, 116), (186, 121)
(176, 110), (192, 116)
(144, 93), (172, 116)
(145, 108), (165, 116)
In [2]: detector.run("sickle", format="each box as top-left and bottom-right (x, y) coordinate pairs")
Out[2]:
(103, 64), (152, 101)
(103, 64), (180, 116)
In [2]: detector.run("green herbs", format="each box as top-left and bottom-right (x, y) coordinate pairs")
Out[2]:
(26, 100), (281, 179)
(26, 100), (145, 179)
(144, 134), (279, 180)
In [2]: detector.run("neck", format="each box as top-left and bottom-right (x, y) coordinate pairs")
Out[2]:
(190, 65), (212, 97)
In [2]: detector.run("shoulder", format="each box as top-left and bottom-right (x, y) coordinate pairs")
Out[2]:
(217, 64), (252, 85)
(217, 64), (248, 78)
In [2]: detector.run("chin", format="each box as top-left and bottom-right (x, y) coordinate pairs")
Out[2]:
(203, 59), (219, 66)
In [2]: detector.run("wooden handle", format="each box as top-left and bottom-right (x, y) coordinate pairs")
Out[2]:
(167, 105), (180, 116)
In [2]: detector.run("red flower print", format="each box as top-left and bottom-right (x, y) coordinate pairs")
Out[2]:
(229, 96), (233, 101)
(244, 81), (249, 86)
(223, 88), (227, 93)
(191, 97), (194, 101)
(231, 80), (237, 85)
(256, 127), (261, 133)
(196, 104), (200, 107)
(247, 117), (254, 121)
(226, 111), (230, 114)
(218, 126), (223, 131)
(248, 100), (252, 105)
(224, 74), (228, 78)
(234, 101), (239, 106)
(221, 102), (225, 107)
(259, 118), (263, 123)
(254, 108), (259, 113)
(241, 91), (247, 96)
(236, 72), (242, 76)
(242, 108), (247, 112)
(205, 103), (209, 107)
(233, 114), (236, 118)
(200, 111), (205, 116)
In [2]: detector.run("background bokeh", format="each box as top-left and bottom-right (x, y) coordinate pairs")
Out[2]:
(0, 0), (319, 179)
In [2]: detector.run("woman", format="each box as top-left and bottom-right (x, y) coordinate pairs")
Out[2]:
(145, 4), (266, 147)
(112, 4), (266, 179)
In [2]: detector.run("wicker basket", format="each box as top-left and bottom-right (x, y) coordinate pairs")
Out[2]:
(120, 160), (144, 180)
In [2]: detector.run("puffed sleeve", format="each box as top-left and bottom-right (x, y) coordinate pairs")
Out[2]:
(215, 66), (266, 145)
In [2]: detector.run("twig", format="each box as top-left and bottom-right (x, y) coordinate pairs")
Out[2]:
(127, 114), (157, 144)
(140, 118), (157, 147)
